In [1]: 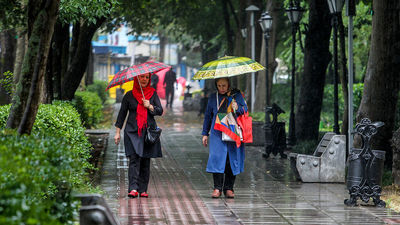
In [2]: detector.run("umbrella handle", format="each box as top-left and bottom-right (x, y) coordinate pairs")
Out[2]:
(138, 81), (145, 99)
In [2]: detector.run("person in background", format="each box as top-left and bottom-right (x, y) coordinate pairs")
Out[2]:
(114, 73), (163, 198)
(198, 87), (209, 117)
(151, 74), (159, 90)
(201, 77), (247, 198)
(164, 67), (177, 109)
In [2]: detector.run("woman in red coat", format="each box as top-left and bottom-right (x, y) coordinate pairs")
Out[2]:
(114, 73), (163, 198)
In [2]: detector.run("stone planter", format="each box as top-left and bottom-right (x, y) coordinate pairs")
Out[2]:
(247, 121), (264, 146)
(85, 129), (110, 183)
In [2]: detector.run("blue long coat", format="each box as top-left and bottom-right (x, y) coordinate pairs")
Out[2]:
(202, 91), (247, 175)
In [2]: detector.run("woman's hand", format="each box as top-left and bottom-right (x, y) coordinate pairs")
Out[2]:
(232, 99), (238, 111)
(202, 135), (208, 147)
(114, 133), (120, 145)
(143, 99), (154, 111)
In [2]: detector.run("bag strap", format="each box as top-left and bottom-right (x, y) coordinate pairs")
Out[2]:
(216, 92), (226, 111)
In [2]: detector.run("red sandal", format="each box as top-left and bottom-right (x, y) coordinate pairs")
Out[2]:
(128, 190), (138, 198)
(140, 192), (149, 198)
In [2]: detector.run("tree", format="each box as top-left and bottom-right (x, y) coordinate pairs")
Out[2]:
(295, 0), (332, 141)
(254, 0), (286, 111)
(355, 0), (400, 168)
(6, 0), (60, 134)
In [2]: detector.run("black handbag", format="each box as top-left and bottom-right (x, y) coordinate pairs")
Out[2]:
(145, 126), (162, 144)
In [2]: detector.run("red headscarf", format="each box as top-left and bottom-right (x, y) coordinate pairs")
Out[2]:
(132, 74), (155, 136)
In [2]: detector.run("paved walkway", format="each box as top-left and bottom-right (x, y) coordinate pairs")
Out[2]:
(100, 101), (400, 224)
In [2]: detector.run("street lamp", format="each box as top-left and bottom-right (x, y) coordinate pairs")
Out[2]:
(259, 11), (273, 158)
(327, 0), (344, 134)
(246, 5), (260, 112)
(286, 0), (304, 145)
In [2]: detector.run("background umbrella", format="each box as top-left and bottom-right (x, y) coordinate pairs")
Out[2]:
(192, 56), (264, 80)
(106, 61), (170, 91)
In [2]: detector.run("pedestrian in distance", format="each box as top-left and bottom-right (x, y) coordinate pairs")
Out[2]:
(114, 73), (163, 198)
(151, 74), (159, 90)
(201, 77), (248, 198)
(164, 67), (177, 109)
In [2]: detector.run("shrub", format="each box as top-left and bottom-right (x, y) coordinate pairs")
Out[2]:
(0, 102), (93, 224)
(87, 80), (109, 103)
(73, 91), (103, 129)
(0, 131), (81, 224)
(0, 101), (92, 180)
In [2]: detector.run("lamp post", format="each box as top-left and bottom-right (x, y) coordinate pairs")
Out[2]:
(286, 0), (304, 146)
(327, 0), (344, 134)
(259, 11), (273, 158)
(246, 5), (260, 112)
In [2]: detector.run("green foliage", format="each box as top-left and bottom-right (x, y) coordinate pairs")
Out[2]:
(382, 169), (394, 187)
(291, 139), (319, 155)
(0, 71), (14, 96)
(86, 80), (109, 104)
(321, 83), (364, 129)
(0, 101), (94, 224)
(0, 131), (80, 224)
(73, 91), (103, 129)
(0, 0), (25, 29)
(249, 112), (265, 122)
(59, 0), (119, 24)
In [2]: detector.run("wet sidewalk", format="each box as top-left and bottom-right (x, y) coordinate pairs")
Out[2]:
(100, 101), (400, 224)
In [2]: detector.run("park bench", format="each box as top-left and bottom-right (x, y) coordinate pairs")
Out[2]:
(77, 194), (120, 225)
(289, 132), (346, 182)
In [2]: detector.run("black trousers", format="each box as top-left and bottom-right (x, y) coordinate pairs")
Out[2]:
(213, 155), (236, 192)
(128, 152), (151, 193)
(165, 87), (174, 107)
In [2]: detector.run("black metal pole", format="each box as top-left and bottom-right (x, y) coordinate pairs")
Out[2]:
(333, 15), (340, 134)
(263, 32), (273, 158)
(288, 23), (296, 145)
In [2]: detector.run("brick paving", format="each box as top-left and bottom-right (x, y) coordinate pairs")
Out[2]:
(100, 101), (400, 225)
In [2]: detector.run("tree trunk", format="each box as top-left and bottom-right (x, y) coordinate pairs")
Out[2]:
(85, 45), (94, 86)
(12, 30), (27, 91)
(47, 21), (69, 100)
(355, 0), (400, 168)
(295, 0), (332, 141)
(201, 41), (220, 91)
(6, 0), (60, 134)
(221, 0), (234, 55)
(235, 0), (247, 91)
(158, 32), (167, 62)
(392, 128), (400, 185)
(0, 29), (17, 105)
(338, 15), (349, 137)
(61, 17), (106, 101)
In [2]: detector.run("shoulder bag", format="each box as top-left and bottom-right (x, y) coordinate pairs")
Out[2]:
(145, 126), (162, 144)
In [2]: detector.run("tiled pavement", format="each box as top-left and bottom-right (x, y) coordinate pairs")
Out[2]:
(100, 101), (400, 224)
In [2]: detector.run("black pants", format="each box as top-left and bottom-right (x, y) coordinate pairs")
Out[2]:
(128, 152), (151, 193)
(213, 155), (236, 192)
(165, 87), (174, 107)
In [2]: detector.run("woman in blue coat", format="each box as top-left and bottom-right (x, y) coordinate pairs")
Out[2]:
(202, 77), (248, 198)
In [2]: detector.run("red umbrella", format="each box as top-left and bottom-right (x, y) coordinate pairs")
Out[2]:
(106, 61), (170, 91)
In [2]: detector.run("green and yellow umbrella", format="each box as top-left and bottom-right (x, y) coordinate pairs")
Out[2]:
(193, 56), (265, 80)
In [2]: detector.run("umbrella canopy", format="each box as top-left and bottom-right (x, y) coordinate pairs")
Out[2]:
(106, 61), (170, 91)
(192, 56), (265, 80)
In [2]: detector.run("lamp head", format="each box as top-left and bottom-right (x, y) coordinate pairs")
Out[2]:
(259, 11), (273, 33)
(326, 0), (344, 14)
(286, 3), (304, 25)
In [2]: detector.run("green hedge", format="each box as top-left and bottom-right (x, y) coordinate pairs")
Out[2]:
(0, 101), (93, 224)
(73, 91), (103, 129)
(87, 80), (109, 104)
(0, 131), (78, 224)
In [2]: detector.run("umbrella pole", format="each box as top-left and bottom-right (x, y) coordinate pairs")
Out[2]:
(138, 81), (145, 99)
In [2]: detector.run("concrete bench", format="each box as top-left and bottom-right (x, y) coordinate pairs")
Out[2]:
(289, 132), (346, 182)
(77, 194), (120, 225)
